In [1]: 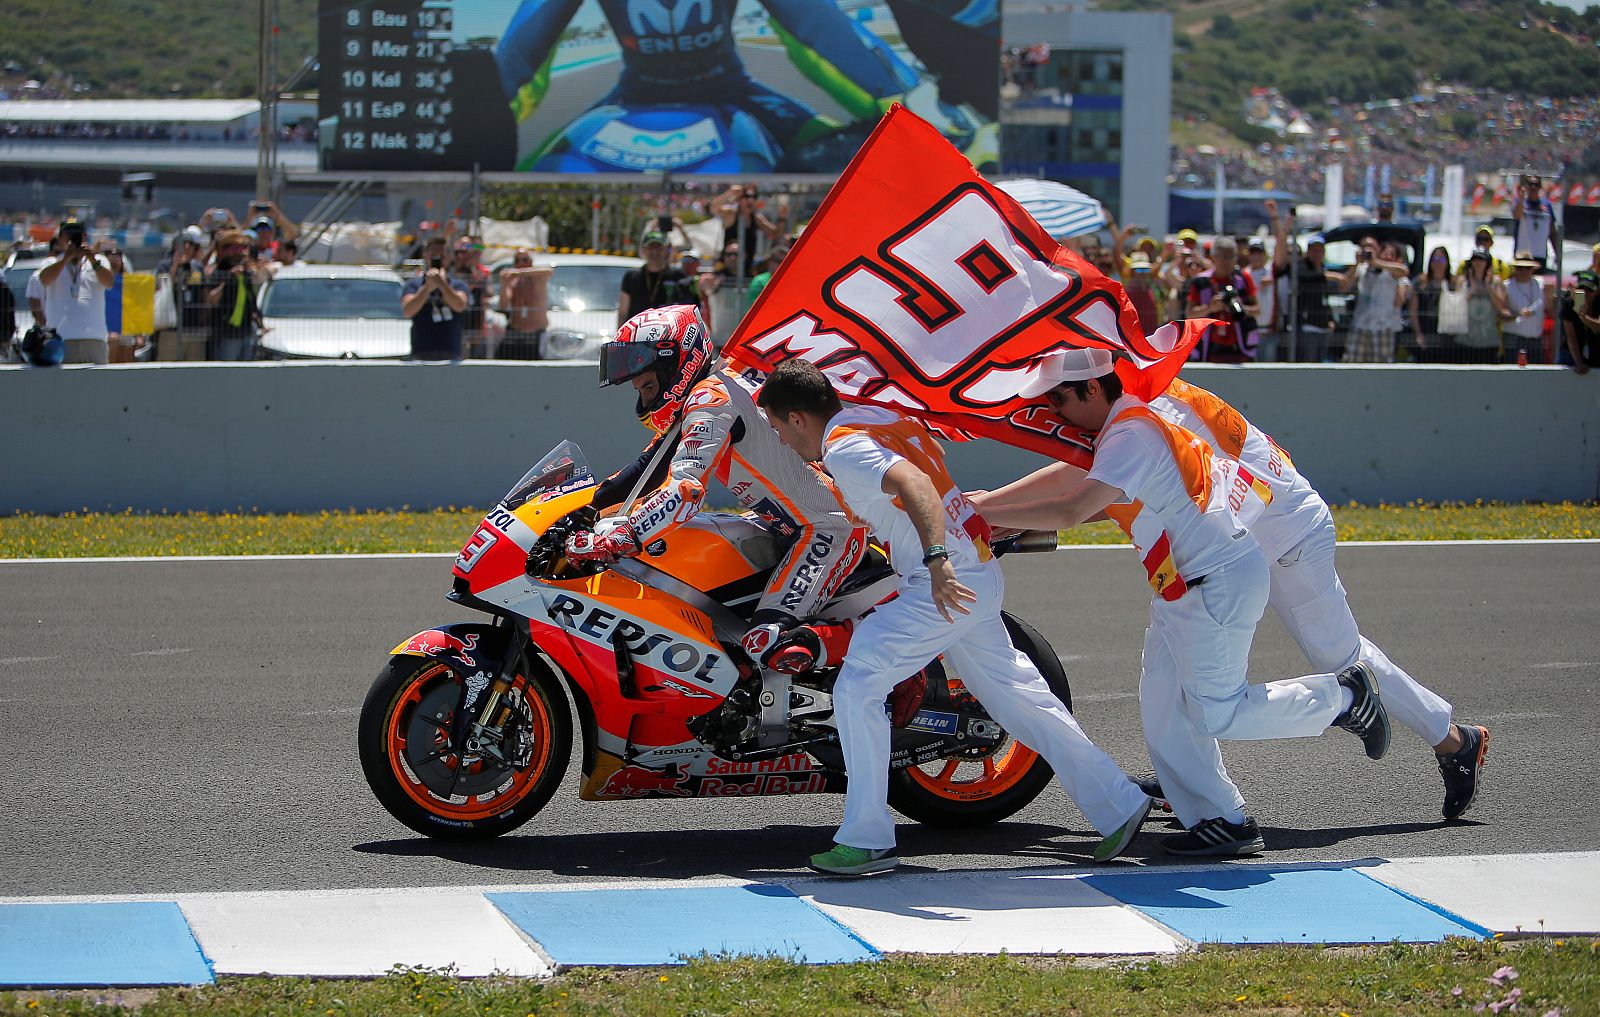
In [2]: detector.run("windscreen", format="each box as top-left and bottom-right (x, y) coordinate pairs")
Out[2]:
(501, 440), (595, 511)
(261, 277), (406, 319)
(548, 265), (625, 313)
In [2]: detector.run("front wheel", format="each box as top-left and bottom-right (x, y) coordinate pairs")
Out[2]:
(887, 613), (1073, 827)
(358, 652), (571, 840)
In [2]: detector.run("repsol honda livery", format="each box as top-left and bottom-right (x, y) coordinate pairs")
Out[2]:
(358, 440), (1072, 838)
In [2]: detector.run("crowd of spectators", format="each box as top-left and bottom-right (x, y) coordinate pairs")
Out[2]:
(1173, 85), (1600, 207)
(0, 202), (303, 363)
(1078, 197), (1600, 371)
(2, 121), (315, 144)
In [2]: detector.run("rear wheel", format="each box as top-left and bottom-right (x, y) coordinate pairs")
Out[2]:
(358, 653), (571, 840)
(887, 613), (1073, 827)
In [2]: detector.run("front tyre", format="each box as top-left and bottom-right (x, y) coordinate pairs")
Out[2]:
(358, 653), (571, 840)
(887, 613), (1073, 828)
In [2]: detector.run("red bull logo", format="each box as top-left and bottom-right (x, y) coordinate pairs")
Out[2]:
(598, 763), (692, 798)
(399, 630), (481, 667)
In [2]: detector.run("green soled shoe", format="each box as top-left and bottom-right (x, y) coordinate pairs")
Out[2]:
(1094, 796), (1154, 863)
(808, 843), (900, 876)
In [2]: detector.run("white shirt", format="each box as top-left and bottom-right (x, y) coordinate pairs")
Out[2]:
(35, 257), (108, 340)
(1150, 392), (1329, 561)
(822, 405), (983, 577)
(1351, 266), (1405, 333)
(1247, 263), (1275, 330)
(1087, 395), (1253, 581)
(1503, 275), (1545, 339)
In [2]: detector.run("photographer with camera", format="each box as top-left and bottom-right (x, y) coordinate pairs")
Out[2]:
(1184, 235), (1259, 363)
(33, 220), (114, 364)
(400, 235), (470, 361)
(1340, 237), (1411, 363)
(203, 230), (264, 361)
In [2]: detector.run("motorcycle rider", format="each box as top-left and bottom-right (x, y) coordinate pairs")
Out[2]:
(564, 304), (865, 672)
(495, 0), (911, 157)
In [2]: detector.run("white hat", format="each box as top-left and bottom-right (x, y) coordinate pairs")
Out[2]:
(1018, 348), (1116, 398)
(181, 225), (205, 244)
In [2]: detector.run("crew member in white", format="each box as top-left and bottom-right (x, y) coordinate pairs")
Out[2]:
(973, 348), (1392, 856)
(758, 358), (1153, 876)
(1149, 377), (1488, 819)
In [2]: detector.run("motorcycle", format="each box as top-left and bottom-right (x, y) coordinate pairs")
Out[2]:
(358, 440), (1071, 840)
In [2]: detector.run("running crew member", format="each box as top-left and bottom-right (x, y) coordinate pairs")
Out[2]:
(757, 359), (1154, 876)
(973, 348), (1392, 857)
(1148, 378), (1489, 819)
(566, 305), (866, 666)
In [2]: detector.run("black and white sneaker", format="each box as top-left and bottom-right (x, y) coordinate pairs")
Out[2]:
(1162, 816), (1265, 857)
(1438, 724), (1489, 821)
(1333, 661), (1391, 760)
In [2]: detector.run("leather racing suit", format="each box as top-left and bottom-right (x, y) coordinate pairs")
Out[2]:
(593, 367), (868, 656)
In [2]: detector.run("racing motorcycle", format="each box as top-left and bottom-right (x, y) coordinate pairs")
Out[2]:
(358, 440), (1070, 840)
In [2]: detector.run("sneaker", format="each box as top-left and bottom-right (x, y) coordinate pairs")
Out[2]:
(1334, 661), (1391, 760)
(1093, 796), (1154, 863)
(1135, 775), (1172, 814)
(1437, 724), (1489, 821)
(1162, 816), (1266, 857)
(808, 843), (899, 876)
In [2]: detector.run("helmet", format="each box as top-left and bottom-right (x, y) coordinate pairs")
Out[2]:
(16, 325), (64, 367)
(599, 304), (713, 434)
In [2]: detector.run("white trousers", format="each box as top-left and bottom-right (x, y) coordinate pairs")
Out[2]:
(1268, 516), (1454, 746)
(833, 560), (1148, 851)
(1140, 548), (1346, 828)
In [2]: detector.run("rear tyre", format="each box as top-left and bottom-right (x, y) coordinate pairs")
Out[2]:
(887, 613), (1074, 827)
(358, 652), (571, 840)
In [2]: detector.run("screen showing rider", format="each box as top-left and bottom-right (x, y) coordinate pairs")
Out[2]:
(494, 0), (913, 168)
(565, 304), (867, 670)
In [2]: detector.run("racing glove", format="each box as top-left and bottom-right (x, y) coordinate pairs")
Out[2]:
(763, 620), (854, 675)
(563, 518), (640, 564)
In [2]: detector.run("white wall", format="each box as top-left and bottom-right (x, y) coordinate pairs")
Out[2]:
(3, 362), (1597, 514)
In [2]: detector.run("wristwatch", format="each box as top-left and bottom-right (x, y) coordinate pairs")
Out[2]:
(921, 544), (950, 565)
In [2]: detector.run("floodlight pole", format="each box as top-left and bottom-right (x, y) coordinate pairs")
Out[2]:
(255, 0), (279, 200)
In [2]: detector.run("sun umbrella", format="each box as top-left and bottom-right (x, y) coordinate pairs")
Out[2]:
(995, 178), (1108, 239)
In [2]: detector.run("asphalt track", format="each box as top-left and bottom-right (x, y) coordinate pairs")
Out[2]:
(1, 543), (1593, 898)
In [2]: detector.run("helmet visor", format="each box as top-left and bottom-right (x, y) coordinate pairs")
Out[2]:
(598, 342), (662, 388)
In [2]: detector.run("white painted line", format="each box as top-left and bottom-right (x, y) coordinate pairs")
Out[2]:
(1358, 852), (1600, 935)
(3, 538), (1596, 566)
(177, 890), (551, 978)
(793, 871), (1184, 955)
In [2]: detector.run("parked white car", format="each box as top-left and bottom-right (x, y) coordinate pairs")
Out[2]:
(487, 252), (642, 359)
(257, 264), (411, 359)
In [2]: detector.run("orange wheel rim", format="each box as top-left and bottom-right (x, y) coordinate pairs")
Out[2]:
(385, 663), (556, 821)
(903, 741), (1039, 801)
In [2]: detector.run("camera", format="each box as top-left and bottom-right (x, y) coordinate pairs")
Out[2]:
(60, 223), (87, 247)
(1215, 283), (1246, 321)
(429, 256), (443, 270)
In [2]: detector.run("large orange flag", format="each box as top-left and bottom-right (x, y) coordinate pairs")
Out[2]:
(723, 105), (1208, 469)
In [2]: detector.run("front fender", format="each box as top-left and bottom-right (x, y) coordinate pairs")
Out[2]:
(390, 622), (509, 676)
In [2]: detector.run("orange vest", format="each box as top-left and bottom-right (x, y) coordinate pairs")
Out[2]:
(1162, 378), (1294, 520)
(825, 414), (992, 562)
(1100, 405), (1214, 601)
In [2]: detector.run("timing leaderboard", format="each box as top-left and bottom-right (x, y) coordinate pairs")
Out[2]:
(317, 1), (516, 171)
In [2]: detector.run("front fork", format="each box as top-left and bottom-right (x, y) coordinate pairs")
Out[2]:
(448, 620), (527, 762)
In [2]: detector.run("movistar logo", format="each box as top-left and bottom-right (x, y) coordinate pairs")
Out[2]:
(628, 0), (713, 36)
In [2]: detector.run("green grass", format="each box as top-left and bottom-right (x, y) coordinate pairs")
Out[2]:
(3, 939), (1596, 1016)
(1, 503), (1596, 559)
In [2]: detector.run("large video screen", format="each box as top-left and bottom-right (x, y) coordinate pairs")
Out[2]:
(317, 0), (999, 174)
